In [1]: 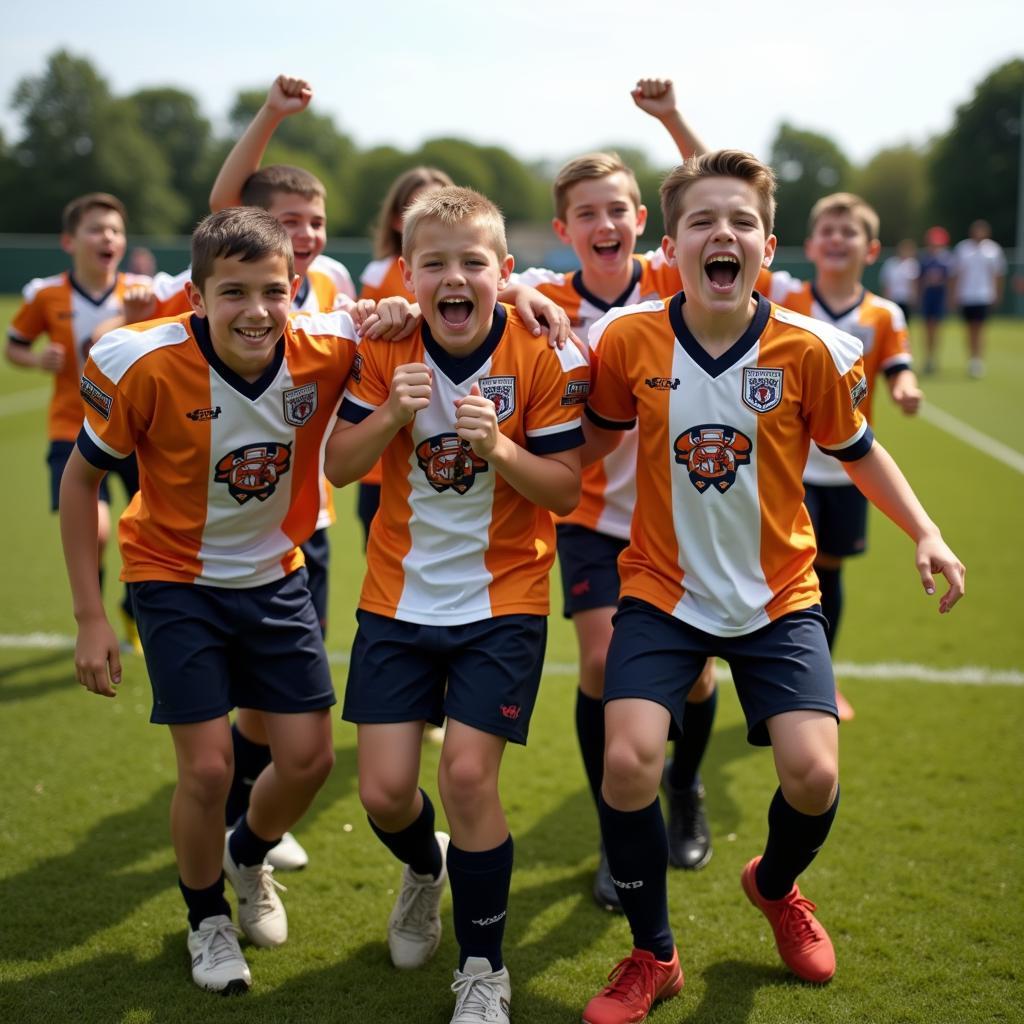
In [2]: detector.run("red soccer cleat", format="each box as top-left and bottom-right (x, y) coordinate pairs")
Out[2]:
(582, 946), (683, 1024)
(741, 856), (836, 983)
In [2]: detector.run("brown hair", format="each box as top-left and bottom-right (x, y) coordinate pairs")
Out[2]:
(190, 207), (294, 292)
(660, 150), (777, 237)
(374, 166), (454, 259)
(62, 192), (126, 235)
(552, 152), (641, 222)
(807, 192), (879, 242)
(402, 186), (508, 262)
(240, 165), (326, 210)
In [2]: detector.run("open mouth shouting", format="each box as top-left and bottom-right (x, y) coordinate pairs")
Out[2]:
(439, 297), (474, 328)
(704, 253), (740, 293)
(593, 239), (622, 261)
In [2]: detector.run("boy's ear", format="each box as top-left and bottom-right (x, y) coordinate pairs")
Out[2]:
(864, 238), (882, 267)
(763, 234), (778, 267)
(661, 234), (677, 267)
(399, 256), (415, 296)
(498, 253), (515, 290)
(552, 218), (571, 246)
(184, 280), (206, 318)
(635, 204), (649, 237)
(290, 274), (302, 302)
(60, 232), (75, 256)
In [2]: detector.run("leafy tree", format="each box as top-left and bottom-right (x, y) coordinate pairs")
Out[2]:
(415, 138), (497, 200)
(854, 145), (928, 245)
(929, 58), (1023, 243)
(769, 123), (852, 245)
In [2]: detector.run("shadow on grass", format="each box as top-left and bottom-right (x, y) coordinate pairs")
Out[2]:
(678, 958), (804, 1024)
(700, 719), (763, 838)
(0, 650), (76, 703)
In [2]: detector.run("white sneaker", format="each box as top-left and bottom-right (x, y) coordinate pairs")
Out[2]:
(968, 358), (985, 379)
(223, 832), (288, 947)
(388, 830), (450, 969)
(450, 957), (511, 1023)
(187, 915), (251, 995)
(267, 831), (309, 871)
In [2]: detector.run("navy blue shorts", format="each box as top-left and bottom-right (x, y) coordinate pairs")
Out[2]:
(960, 303), (990, 324)
(300, 527), (330, 634)
(604, 598), (837, 746)
(357, 483), (380, 549)
(343, 611), (547, 744)
(48, 440), (138, 511)
(129, 569), (336, 725)
(803, 483), (868, 559)
(556, 523), (627, 618)
(920, 288), (946, 321)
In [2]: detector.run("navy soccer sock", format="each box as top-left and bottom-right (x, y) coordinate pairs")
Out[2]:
(229, 814), (280, 869)
(817, 567), (843, 651)
(447, 835), (514, 970)
(669, 686), (718, 791)
(180, 874), (231, 931)
(598, 795), (674, 961)
(225, 722), (272, 828)
(575, 689), (605, 808)
(368, 788), (443, 879)
(756, 786), (840, 900)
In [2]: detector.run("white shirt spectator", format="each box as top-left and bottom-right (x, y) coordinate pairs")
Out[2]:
(953, 237), (1007, 305)
(880, 256), (919, 305)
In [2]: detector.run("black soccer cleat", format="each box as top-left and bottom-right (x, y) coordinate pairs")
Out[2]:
(664, 771), (712, 870)
(592, 846), (623, 912)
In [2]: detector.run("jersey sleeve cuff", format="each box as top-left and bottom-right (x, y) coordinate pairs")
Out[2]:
(339, 394), (375, 423)
(585, 405), (635, 431)
(76, 425), (127, 471)
(817, 423), (875, 462)
(526, 423), (584, 455)
(6, 332), (30, 346)
(883, 358), (912, 378)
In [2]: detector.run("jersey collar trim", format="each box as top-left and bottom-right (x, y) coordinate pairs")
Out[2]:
(421, 303), (507, 384)
(572, 258), (643, 312)
(810, 283), (865, 322)
(293, 276), (311, 310)
(69, 273), (117, 308)
(190, 314), (285, 400)
(669, 291), (771, 378)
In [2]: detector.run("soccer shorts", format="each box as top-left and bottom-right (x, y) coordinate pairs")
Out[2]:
(299, 526), (330, 634)
(960, 303), (990, 324)
(47, 439), (139, 511)
(803, 482), (868, 559)
(556, 523), (627, 618)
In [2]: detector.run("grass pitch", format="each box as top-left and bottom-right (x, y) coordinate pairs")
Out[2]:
(0, 300), (1021, 1023)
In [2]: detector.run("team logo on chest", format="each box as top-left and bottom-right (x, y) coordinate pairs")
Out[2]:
(416, 433), (489, 494)
(214, 442), (292, 504)
(478, 375), (516, 423)
(741, 367), (784, 413)
(674, 425), (752, 493)
(283, 383), (318, 426)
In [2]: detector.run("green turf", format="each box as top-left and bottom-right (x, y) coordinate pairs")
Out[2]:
(1, 300), (1021, 1022)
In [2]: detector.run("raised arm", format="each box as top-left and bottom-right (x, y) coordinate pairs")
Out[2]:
(631, 78), (707, 160)
(209, 75), (313, 211)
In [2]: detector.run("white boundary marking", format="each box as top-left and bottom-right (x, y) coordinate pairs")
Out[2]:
(920, 402), (1024, 475)
(0, 386), (50, 418)
(2, 632), (1020, 686)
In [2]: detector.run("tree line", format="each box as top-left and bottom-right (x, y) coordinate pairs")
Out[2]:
(1, 51), (1020, 248)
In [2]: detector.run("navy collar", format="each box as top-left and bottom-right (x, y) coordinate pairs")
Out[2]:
(69, 273), (117, 307)
(810, 283), (864, 322)
(668, 291), (771, 378)
(293, 276), (311, 310)
(190, 314), (285, 400)
(421, 304), (508, 384)
(573, 258), (643, 312)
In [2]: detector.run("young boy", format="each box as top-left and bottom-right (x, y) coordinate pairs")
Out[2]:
(60, 207), (360, 995)
(323, 186), (589, 1024)
(5, 192), (151, 652)
(579, 151), (964, 1023)
(511, 79), (720, 909)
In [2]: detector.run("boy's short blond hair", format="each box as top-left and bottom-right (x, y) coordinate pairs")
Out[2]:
(807, 193), (879, 242)
(191, 207), (294, 293)
(660, 150), (777, 238)
(374, 166), (454, 259)
(241, 165), (326, 210)
(552, 152), (641, 222)
(62, 192), (126, 235)
(402, 186), (508, 262)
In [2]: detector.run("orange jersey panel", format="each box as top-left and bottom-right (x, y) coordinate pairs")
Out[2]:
(78, 310), (358, 587)
(359, 255), (415, 304)
(340, 304), (589, 624)
(587, 294), (870, 636)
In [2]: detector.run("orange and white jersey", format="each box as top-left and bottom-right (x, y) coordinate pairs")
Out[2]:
(587, 293), (871, 637)
(359, 254), (414, 304)
(77, 311), (358, 588)
(764, 272), (911, 485)
(8, 272), (150, 441)
(340, 304), (590, 625)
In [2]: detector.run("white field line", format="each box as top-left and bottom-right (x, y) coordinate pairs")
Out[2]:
(920, 402), (1024, 475)
(0, 386), (49, 418)
(1, 632), (1020, 686)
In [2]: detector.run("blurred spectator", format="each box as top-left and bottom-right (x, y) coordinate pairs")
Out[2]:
(880, 239), (919, 323)
(917, 226), (953, 375)
(951, 220), (1006, 379)
(126, 246), (157, 277)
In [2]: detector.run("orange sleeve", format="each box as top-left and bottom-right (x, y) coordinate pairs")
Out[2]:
(8, 292), (47, 343)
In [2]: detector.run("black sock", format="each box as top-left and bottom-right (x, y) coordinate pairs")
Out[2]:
(817, 567), (843, 651)
(575, 690), (605, 809)
(180, 874), (231, 931)
(225, 722), (272, 827)
(669, 686), (718, 791)
(756, 787), (840, 900)
(447, 835), (513, 970)
(368, 789), (443, 878)
(598, 795), (674, 961)
(229, 814), (280, 868)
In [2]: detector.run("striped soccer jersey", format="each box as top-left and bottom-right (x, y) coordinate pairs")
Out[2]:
(340, 304), (590, 625)
(586, 292), (872, 637)
(77, 310), (358, 587)
(8, 272), (151, 441)
(766, 272), (911, 486)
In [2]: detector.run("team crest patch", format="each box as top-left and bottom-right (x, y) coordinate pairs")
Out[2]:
(350, 353), (363, 384)
(742, 367), (784, 413)
(645, 377), (680, 391)
(416, 433), (489, 494)
(283, 383), (318, 426)
(560, 379), (590, 406)
(80, 377), (112, 420)
(214, 442), (292, 504)
(478, 375), (516, 423)
(850, 376), (868, 409)
(674, 424), (752, 493)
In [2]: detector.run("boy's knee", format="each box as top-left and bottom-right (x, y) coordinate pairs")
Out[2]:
(438, 752), (496, 810)
(781, 760), (838, 815)
(273, 738), (334, 792)
(180, 752), (233, 804)
(603, 733), (661, 794)
(578, 650), (607, 698)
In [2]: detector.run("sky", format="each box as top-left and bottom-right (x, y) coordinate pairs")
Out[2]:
(1, 0), (1020, 170)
